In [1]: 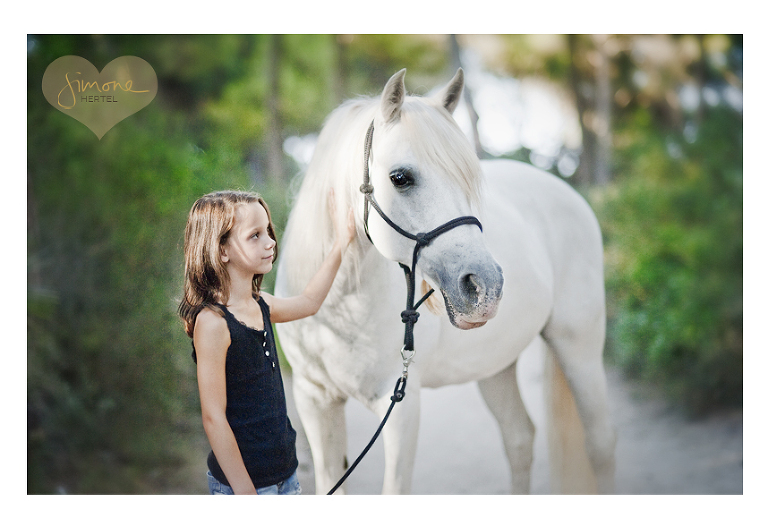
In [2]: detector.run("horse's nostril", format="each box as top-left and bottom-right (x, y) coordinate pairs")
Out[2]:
(460, 274), (483, 305)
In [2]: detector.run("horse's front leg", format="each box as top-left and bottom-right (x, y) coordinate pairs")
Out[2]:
(374, 375), (421, 495)
(291, 373), (348, 495)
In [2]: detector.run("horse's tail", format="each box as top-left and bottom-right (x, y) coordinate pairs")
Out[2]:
(544, 346), (598, 494)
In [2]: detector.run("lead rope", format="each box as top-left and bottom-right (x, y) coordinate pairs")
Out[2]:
(326, 120), (481, 495)
(325, 271), (430, 495)
(325, 254), (431, 495)
(325, 374), (408, 495)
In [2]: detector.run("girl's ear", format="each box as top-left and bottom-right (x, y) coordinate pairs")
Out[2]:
(219, 243), (230, 263)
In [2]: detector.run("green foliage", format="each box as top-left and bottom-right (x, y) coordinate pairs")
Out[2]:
(200, 35), (339, 164)
(594, 108), (742, 415)
(495, 34), (570, 79)
(279, 34), (339, 131)
(343, 35), (449, 95)
(27, 35), (255, 493)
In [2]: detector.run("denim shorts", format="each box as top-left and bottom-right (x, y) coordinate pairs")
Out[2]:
(207, 470), (301, 495)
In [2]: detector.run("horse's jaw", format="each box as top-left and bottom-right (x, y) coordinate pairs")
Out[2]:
(441, 289), (502, 330)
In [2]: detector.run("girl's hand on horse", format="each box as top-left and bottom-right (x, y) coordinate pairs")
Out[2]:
(329, 188), (356, 250)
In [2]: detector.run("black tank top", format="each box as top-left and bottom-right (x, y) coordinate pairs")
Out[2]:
(192, 296), (298, 489)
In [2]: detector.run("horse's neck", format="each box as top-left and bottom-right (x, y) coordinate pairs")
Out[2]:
(304, 240), (405, 344)
(281, 99), (386, 303)
(328, 240), (390, 302)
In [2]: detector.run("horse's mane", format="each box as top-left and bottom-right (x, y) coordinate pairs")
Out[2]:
(280, 92), (482, 296)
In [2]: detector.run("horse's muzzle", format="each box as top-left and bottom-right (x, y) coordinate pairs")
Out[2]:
(441, 265), (504, 330)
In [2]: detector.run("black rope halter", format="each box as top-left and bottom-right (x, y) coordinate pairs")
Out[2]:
(359, 119), (483, 352)
(327, 120), (482, 495)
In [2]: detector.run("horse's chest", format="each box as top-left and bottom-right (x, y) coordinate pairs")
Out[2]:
(280, 297), (406, 393)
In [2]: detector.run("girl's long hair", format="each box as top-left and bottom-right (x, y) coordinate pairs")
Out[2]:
(178, 191), (278, 338)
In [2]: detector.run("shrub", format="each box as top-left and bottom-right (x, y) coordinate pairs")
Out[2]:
(594, 108), (742, 415)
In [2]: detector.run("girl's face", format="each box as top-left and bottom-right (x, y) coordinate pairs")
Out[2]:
(221, 201), (275, 278)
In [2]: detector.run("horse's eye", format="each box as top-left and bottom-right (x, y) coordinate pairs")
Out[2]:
(389, 168), (414, 189)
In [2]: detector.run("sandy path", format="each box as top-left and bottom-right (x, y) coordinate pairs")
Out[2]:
(286, 343), (742, 495)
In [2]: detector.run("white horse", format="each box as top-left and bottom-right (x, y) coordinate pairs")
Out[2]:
(275, 68), (616, 495)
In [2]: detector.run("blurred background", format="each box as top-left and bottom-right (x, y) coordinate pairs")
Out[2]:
(27, 34), (742, 494)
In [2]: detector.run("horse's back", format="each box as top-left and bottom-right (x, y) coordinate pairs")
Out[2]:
(481, 159), (600, 232)
(481, 159), (603, 274)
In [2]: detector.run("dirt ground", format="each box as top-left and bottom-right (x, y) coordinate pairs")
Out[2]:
(286, 343), (743, 495)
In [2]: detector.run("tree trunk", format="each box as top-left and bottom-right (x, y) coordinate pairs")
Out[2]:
(593, 34), (612, 186)
(266, 34), (283, 183)
(568, 34), (595, 187)
(334, 35), (350, 106)
(569, 34), (613, 187)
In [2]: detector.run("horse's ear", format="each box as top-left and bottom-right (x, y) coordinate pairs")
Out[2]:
(436, 68), (464, 114)
(380, 69), (407, 123)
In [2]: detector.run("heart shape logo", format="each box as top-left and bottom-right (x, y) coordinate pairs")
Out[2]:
(42, 56), (158, 139)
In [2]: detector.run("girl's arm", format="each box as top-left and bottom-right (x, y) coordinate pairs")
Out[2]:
(265, 190), (356, 323)
(194, 308), (258, 495)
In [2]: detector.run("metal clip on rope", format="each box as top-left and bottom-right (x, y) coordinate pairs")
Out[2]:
(400, 346), (415, 377)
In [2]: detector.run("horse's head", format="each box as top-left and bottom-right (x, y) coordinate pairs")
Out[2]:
(363, 69), (504, 330)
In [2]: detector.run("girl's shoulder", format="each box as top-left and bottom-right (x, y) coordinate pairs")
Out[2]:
(194, 305), (230, 348)
(196, 304), (227, 321)
(196, 304), (228, 325)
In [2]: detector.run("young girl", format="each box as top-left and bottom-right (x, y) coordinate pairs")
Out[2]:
(179, 190), (354, 495)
